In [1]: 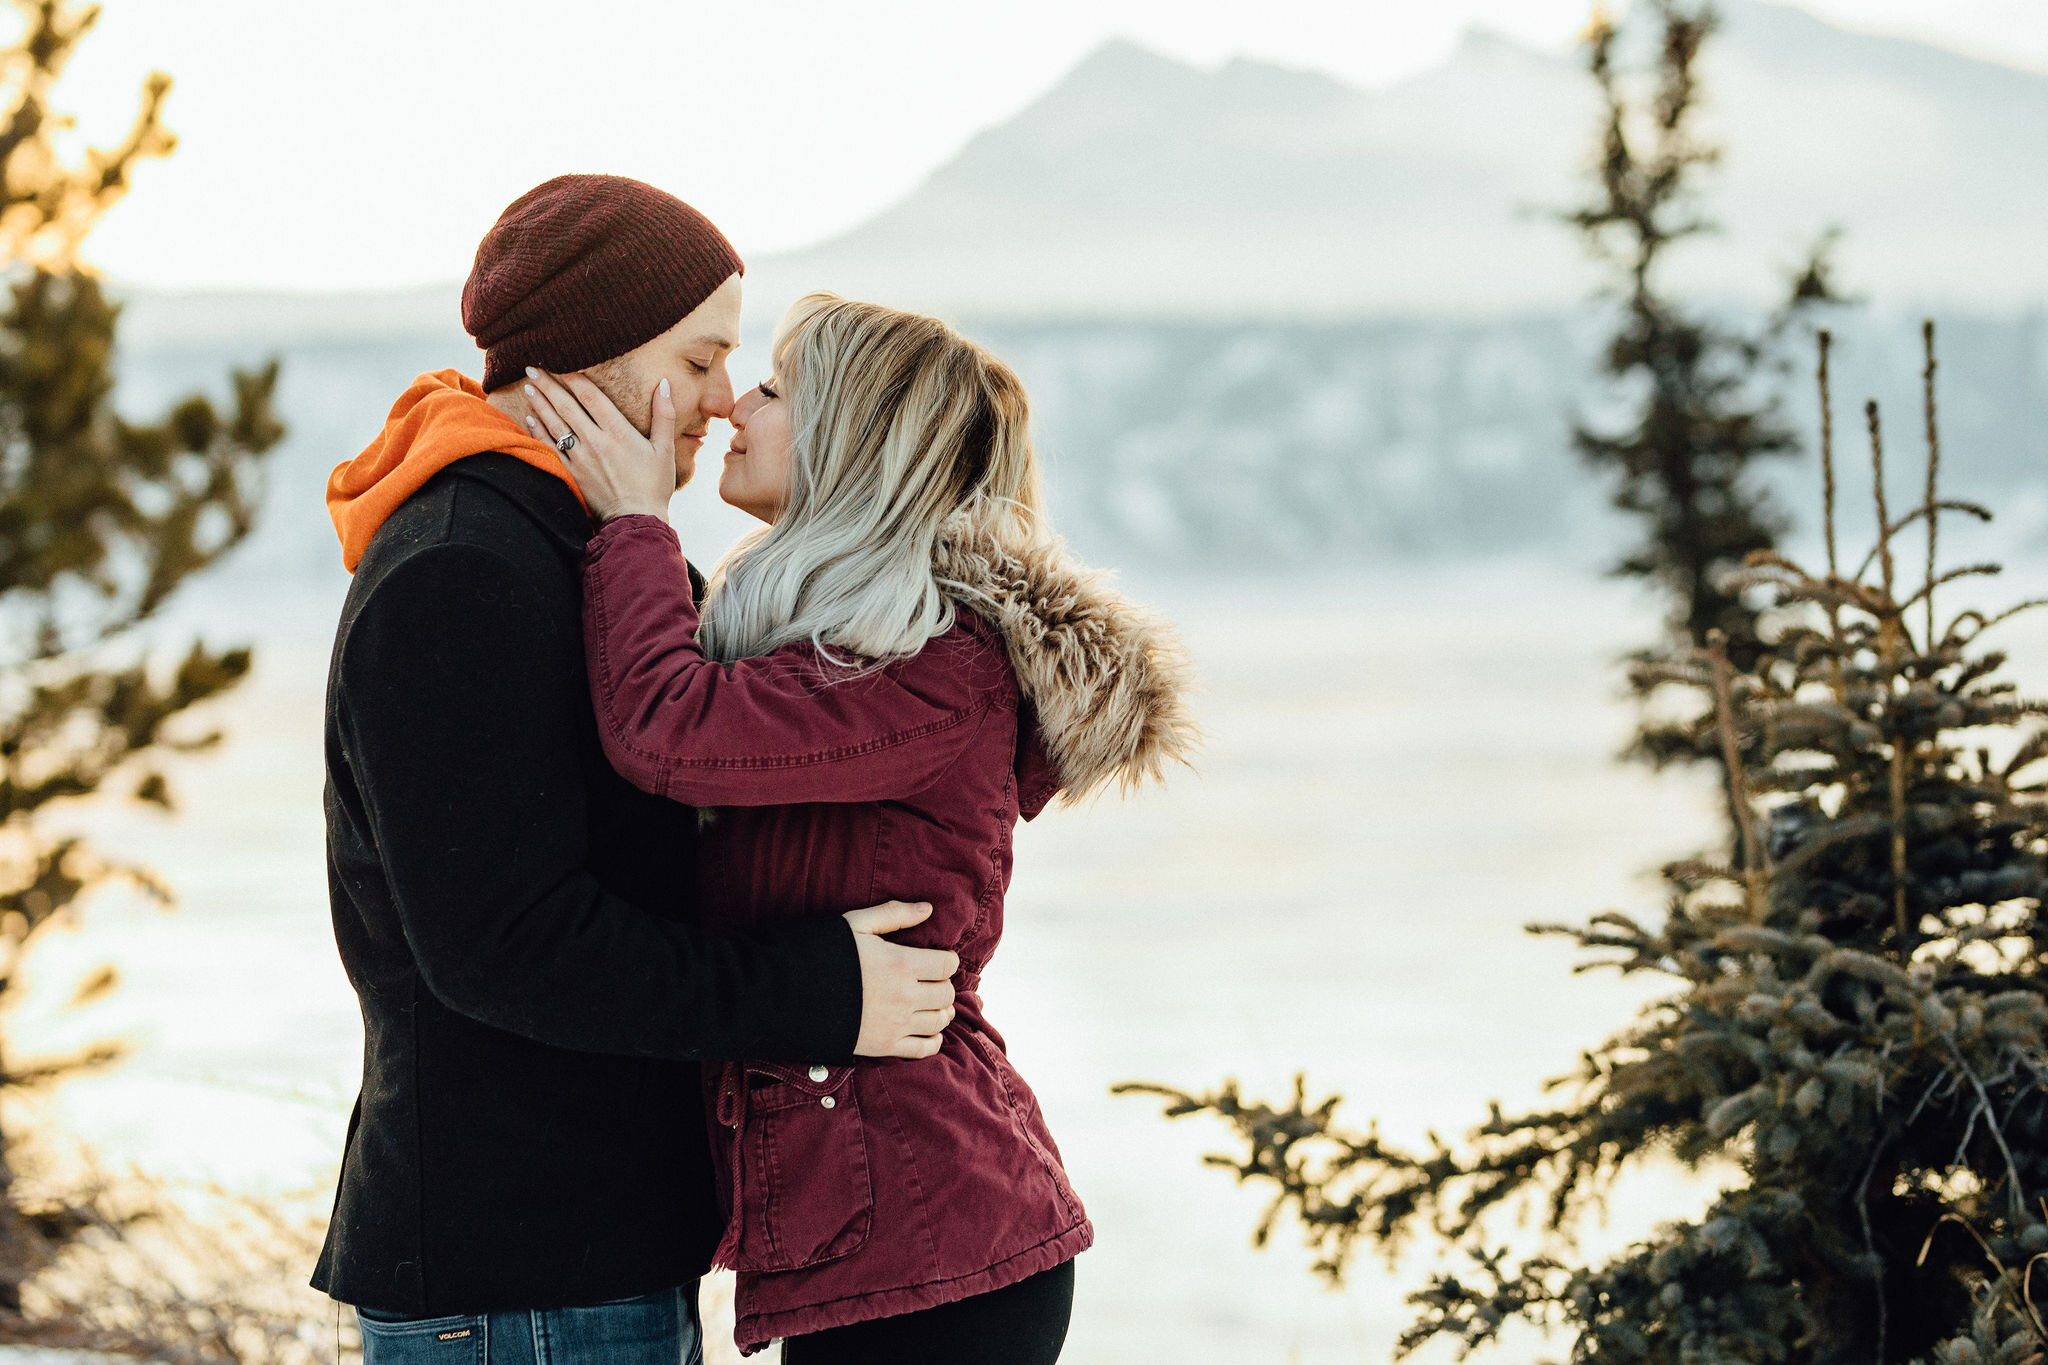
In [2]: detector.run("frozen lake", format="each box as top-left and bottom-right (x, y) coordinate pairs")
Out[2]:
(11, 548), (1761, 1363)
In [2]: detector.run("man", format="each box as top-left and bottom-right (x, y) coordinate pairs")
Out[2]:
(314, 174), (957, 1363)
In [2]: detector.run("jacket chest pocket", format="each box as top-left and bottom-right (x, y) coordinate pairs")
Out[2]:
(734, 1064), (873, 1273)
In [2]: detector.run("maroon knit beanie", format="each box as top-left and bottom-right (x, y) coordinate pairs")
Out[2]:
(463, 174), (744, 393)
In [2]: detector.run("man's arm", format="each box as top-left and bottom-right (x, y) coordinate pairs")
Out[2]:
(337, 540), (953, 1061)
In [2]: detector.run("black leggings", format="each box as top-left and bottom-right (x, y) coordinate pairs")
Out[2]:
(779, 1260), (1075, 1365)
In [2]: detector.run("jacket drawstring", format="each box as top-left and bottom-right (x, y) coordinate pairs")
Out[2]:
(710, 1060), (747, 1272)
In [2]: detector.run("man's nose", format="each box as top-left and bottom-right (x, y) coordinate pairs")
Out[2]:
(701, 370), (735, 421)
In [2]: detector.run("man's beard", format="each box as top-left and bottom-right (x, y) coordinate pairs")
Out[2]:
(584, 352), (695, 487)
(584, 354), (653, 436)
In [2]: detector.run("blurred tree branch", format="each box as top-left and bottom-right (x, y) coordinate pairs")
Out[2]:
(0, 0), (284, 1324)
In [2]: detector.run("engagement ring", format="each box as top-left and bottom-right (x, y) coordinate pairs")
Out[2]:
(554, 432), (577, 456)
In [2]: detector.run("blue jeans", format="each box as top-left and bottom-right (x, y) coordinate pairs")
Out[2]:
(356, 1285), (702, 1365)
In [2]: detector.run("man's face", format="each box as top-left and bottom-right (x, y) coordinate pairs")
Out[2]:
(583, 272), (743, 489)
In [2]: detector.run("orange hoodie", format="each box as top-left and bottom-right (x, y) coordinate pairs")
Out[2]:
(328, 370), (588, 572)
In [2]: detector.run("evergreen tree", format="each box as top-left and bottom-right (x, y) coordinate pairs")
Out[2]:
(1121, 6), (2048, 1358)
(0, 0), (282, 1317)
(1570, 0), (1843, 767)
(1124, 326), (2048, 1362)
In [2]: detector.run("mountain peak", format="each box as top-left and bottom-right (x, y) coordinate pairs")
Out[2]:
(1213, 51), (1361, 105)
(753, 1), (2048, 320)
(1059, 37), (1197, 90)
(1453, 25), (1552, 63)
(1715, 0), (2048, 89)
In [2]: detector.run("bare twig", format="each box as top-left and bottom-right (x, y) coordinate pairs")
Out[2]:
(1820, 329), (1839, 582)
(1851, 503), (1992, 586)
(1862, 397), (1915, 945)
(1869, 400), (1896, 606)
(1946, 599), (2048, 649)
(1818, 331), (1846, 697)
(1858, 1137), (1890, 1362)
(1923, 320), (1942, 649)
(1940, 1034), (2030, 1225)
(1708, 631), (1765, 914)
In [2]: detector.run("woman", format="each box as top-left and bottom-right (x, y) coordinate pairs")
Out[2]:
(520, 293), (1196, 1362)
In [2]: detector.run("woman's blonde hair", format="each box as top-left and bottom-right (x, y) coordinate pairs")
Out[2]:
(698, 293), (1046, 665)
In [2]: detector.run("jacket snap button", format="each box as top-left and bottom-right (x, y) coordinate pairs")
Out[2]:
(808, 1065), (829, 1082)
(820, 1096), (837, 1110)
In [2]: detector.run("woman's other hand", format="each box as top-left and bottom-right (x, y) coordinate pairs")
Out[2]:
(522, 367), (676, 522)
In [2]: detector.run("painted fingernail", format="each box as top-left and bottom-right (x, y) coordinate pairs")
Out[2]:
(524, 385), (537, 397)
(658, 378), (670, 397)
(525, 366), (538, 378)
(523, 416), (536, 430)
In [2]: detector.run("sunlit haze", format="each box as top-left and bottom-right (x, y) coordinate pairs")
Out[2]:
(32, 0), (2048, 293)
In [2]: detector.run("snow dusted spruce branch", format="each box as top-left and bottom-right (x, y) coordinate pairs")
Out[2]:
(1121, 322), (2048, 1362)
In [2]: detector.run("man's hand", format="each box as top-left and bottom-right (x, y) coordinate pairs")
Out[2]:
(844, 901), (958, 1059)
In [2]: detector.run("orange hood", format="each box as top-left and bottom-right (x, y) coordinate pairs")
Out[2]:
(327, 369), (587, 572)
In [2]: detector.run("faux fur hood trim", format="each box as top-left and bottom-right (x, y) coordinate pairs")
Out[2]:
(934, 519), (1199, 806)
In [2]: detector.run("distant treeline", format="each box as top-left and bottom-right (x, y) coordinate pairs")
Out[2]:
(111, 310), (2048, 592)
(967, 311), (2048, 569)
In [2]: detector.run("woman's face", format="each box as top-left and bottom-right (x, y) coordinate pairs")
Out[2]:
(720, 376), (794, 523)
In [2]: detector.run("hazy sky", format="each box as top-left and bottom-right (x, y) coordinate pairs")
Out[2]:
(37, 0), (2048, 293)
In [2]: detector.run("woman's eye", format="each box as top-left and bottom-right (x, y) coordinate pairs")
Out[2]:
(759, 379), (779, 400)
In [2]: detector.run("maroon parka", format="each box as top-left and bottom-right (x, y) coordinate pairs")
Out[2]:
(580, 514), (1196, 1352)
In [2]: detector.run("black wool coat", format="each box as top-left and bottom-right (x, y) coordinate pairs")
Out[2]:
(311, 453), (862, 1314)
